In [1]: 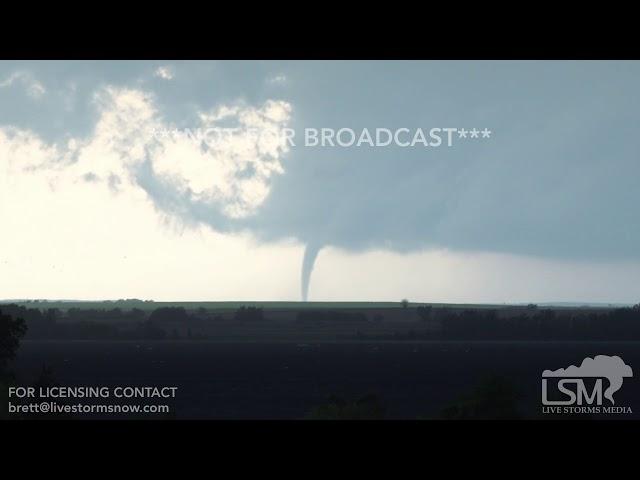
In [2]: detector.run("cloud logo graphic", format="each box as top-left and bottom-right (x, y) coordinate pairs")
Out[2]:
(543, 355), (633, 405)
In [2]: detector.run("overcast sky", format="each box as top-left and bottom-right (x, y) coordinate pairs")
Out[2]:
(1, 60), (639, 303)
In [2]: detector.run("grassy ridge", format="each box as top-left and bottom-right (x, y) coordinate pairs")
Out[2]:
(1, 300), (514, 312)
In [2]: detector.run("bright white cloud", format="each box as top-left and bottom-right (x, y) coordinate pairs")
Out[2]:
(0, 71), (46, 99)
(0, 86), (292, 220)
(0, 85), (298, 300)
(160, 99), (292, 218)
(154, 66), (174, 80)
(0, 164), (301, 301)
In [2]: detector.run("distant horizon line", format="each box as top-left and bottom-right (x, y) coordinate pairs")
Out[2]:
(0, 299), (635, 308)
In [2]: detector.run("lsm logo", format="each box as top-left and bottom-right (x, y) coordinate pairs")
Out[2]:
(542, 355), (633, 415)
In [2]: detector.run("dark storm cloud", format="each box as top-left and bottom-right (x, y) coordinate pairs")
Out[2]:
(248, 61), (640, 260)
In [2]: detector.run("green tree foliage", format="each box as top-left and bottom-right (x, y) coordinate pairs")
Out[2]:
(440, 376), (521, 420)
(234, 306), (265, 322)
(296, 310), (367, 323)
(0, 310), (27, 372)
(416, 305), (432, 321)
(0, 310), (27, 420)
(149, 307), (190, 323)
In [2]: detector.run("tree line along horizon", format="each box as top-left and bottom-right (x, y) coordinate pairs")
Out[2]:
(1, 302), (640, 343)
